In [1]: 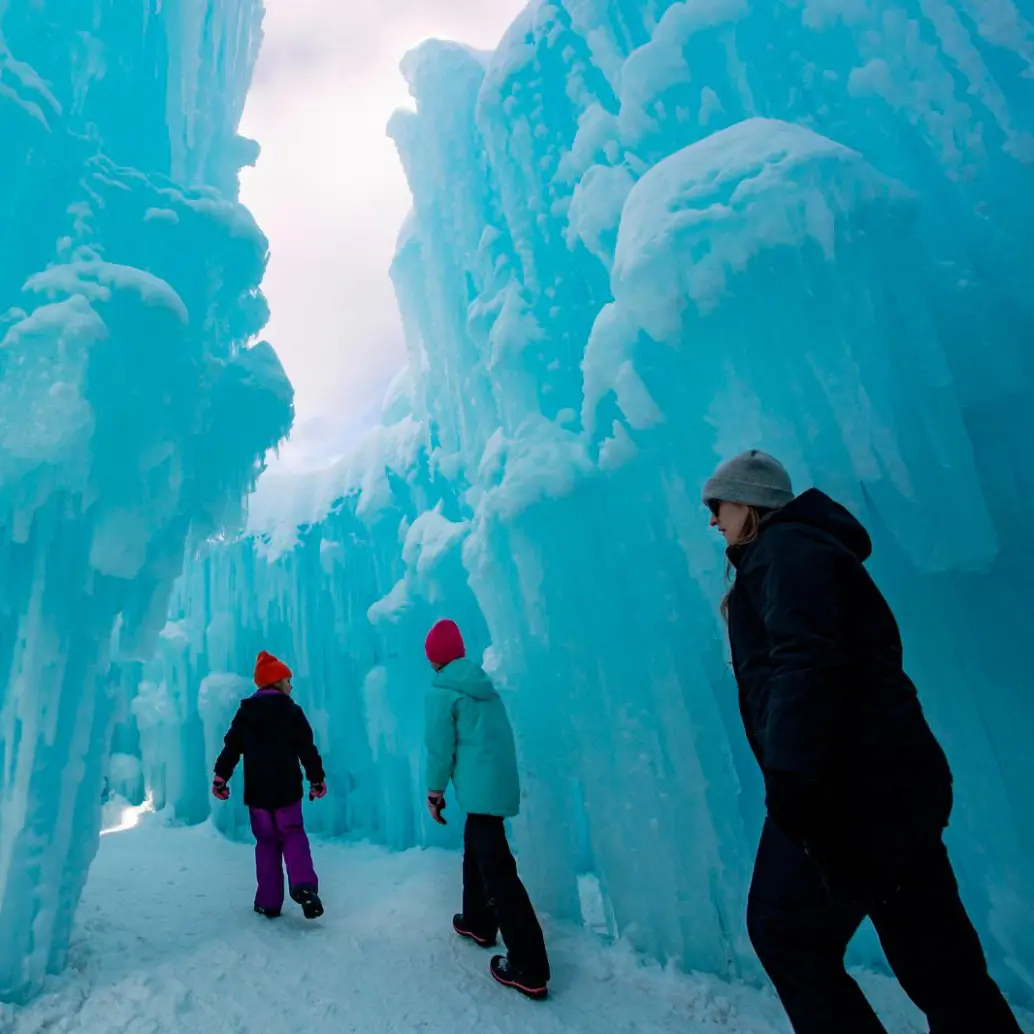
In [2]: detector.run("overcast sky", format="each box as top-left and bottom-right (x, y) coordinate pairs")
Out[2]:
(239, 0), (526, 471)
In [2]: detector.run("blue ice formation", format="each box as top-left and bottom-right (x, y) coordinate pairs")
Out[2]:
(13, 0), (1034, 1009)
(117, 0), (1034, 1005)
(0, 0), (290, 1003)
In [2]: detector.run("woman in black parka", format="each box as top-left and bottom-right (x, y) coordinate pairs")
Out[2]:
(703, 450), (1020, 1034)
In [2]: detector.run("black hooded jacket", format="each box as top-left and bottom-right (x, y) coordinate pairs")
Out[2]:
(214, 691), (325, 810)
(726, 489), (952, 837)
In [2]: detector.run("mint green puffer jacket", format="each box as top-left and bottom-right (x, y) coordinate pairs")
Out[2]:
(424, 658), (520, 818)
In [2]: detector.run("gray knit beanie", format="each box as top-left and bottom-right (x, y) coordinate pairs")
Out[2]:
(702, 450), (794, 510)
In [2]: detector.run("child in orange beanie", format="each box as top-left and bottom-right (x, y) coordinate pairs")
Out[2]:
(213, 651), (327, 919)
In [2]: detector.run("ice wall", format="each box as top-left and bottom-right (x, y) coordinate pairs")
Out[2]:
(126, 0), (1033, 1005)
(0, 0), (290, 1003)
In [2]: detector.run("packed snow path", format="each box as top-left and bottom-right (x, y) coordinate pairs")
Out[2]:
(6, 815), (1031, 1034)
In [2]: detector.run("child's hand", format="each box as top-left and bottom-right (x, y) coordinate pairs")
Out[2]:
(309, 781), (327, 801)
(212, 777), (230, 801)
(427, 792), (447, 825)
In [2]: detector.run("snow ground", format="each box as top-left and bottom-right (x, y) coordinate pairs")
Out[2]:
(5, 814), (1031, 1034)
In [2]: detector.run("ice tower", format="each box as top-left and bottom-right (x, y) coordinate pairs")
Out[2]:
(0, 0), (290, 1002)
(33, 0), (1034, 1011)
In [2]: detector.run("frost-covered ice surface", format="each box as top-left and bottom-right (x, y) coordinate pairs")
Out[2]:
(11, 815), (1025, 1034)
(0, 0), (290, 1002)
(110, 0), (1034, 1010)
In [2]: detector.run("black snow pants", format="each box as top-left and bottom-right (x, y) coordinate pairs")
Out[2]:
(747, 820), (1022, 1034)
(462, 814), (550, 983)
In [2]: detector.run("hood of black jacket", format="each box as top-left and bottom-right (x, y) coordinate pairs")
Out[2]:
(730, 488), (872, 565)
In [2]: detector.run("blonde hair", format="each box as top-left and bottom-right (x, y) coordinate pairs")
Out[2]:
(720, 506), (766, 622)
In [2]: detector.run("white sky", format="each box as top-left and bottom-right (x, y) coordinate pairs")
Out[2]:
(239, 0), (527, 472)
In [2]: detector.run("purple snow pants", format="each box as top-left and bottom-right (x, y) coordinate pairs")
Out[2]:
(249, 801), (318, 911)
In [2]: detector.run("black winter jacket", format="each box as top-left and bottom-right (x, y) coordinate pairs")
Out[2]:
(214, 691), (325, 810)
(727, 489), (952, 842)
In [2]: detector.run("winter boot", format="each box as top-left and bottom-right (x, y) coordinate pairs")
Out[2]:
(290, 884), (324, 920)
(453, 913), (497, 948)
(490, 955), (548, 1001)
(254, 903), (281, 919)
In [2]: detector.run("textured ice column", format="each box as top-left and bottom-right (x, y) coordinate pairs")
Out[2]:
(199, 673), (254, 840)
(132, 680), (176, 814)
(389, 44), (502, 466)
(600, 117), (999, 568)
(366, 506), (487, 851)
(0, 0), (288, 1003)
(129, 620), (209, 825)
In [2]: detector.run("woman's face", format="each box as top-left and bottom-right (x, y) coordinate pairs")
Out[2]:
(709, 500), (752, 546)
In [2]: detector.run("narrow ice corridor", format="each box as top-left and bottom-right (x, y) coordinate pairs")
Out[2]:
(2, 0), (1034, 1028)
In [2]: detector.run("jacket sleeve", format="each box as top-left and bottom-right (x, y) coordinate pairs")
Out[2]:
(214, 707), (245, 781)
(424, 689), (457, 793)
(292, 705), (326, 784)
(750, 528), (848, 780)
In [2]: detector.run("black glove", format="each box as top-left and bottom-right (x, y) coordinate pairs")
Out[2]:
(764, 770), (834, 840)
(427, 792), (446, 825)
